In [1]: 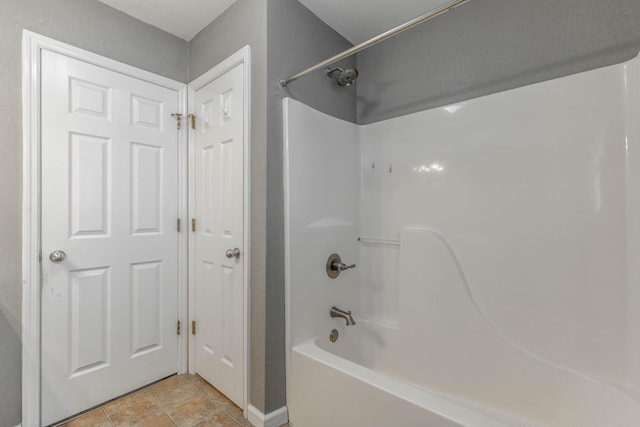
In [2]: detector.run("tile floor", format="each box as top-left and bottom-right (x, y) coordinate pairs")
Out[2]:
(57, 374), (279, 427)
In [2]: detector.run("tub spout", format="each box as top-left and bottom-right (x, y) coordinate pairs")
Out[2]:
(330, 306), (356, 326)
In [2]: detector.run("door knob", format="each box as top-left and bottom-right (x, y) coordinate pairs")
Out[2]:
(225, 248), (240, 259)
(49, 250), (66, 263)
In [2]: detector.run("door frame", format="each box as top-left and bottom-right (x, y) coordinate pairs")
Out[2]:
(21, 30), (189, 427)
(187, 46), (251, 415)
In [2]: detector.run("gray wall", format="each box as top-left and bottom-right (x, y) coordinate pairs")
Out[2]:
(0, 0), (187, 425)
(189, 0), (269, 414)
(356, 0), (640, 124)
(266, 0), (356, 413)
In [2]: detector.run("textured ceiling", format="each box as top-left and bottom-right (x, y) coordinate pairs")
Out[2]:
(98, 0), (237, 40)
(99, 0), (458, 44)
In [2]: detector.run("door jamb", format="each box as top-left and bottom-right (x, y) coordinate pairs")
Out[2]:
(21, 30), (189, 427)
(187, 45), (252, 416)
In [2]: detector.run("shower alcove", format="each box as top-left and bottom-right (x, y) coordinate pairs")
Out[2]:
(284, 54), (640, 426)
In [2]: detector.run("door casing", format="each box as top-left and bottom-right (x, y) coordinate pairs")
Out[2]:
(21, 30), (189, 427)
(187, 46), (251, 415)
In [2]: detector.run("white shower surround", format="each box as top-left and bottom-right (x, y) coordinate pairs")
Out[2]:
(284, 54), (640, 426)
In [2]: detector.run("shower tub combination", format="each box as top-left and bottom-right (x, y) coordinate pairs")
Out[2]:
(284, 55), (640, 426)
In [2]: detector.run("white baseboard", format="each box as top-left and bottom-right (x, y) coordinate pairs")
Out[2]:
(14, 424), (22, 427)
(247, 404), (288, 427)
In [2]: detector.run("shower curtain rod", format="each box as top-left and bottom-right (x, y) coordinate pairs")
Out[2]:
(279, 0), (469, 87)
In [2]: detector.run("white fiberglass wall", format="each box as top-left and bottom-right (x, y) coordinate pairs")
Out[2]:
(284, 54), (640, 425)
(359, 56), (640, 392)
(284, 98), (360, 349)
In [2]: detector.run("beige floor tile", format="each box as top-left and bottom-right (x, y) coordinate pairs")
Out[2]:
(137, 413), (177, 427)
(104, 391), (158, 416)
(198, 386), (241, 420)
(166, 394), (220, 427)
(147, 376), (203, 410)
(105, 391), (164, 427)
(63, 409), (113, 427)
(217, 402), (243, 423)
(182, 375), (247, 425)
(187, 377), (242, 418)
(62, 375), (249, 427)
(235, 416), (253, 427)
(183, 374), (214, 393)
(182, 373), (200, 384)
(197, 382), (225, 402)
(194, 410), (242, 427)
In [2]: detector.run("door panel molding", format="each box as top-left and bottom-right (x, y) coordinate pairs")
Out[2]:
(21, 30), (188, 427)
(188, 45), (251, 415)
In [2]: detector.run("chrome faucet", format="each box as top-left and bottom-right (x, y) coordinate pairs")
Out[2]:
(330, 306), (356, 326)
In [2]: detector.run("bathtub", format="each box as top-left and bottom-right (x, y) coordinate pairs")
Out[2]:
(289, 335), (509, 427)
(289, 312), (640, 427)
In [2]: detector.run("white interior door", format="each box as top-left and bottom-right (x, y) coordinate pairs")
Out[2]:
(41, 49), (180, 425)
(193, 63), (245, 407)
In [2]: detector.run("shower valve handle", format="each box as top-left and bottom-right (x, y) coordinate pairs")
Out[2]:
(331, 260), (356, 272)
(326, 253), (356, 279)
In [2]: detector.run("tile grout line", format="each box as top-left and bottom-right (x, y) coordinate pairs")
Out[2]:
(216, 397), (246, 425)
(181, 376), (224, 427)
(145, 382), (200, 415)
(183, 377), (236, 426)
(142, 389), (179, 426)
(183, 375), (245, 426)
(101, 408), (116, 426)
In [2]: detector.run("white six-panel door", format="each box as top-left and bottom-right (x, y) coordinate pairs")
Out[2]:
(193, 63), (245, 407)
(40, 49), (180, 425)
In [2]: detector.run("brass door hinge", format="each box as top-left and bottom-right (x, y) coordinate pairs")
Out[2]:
(177, 320), (181, 335)
(192, 320), (196, 335)
(177, 218), (181, 232)
(171, 113), (183, 129)
(187, 113), (196, 130)
(191, 218), (196, 232)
